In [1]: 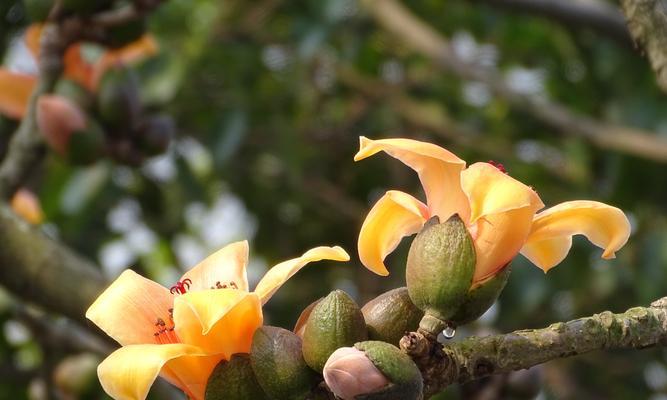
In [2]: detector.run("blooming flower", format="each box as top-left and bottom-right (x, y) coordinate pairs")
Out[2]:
(356, 137), (630, 285)
(86, 240), (349, 400)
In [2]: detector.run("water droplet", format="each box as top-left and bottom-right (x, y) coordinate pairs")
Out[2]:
(442, 325), (456, 339)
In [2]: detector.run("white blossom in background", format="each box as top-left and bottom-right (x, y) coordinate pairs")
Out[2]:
(505, 66), (546, 96)
(177, 137), (213, 178)
(107, 198), (142, 233)
(172, 234), (207, 270)
(381, 59), (404, 85)
(645, 362), (667, 391)
(99, 240), (135, 277)
(142, 151), (177, 183)
(462, 82), (491, 107)
(262, 44), (291, 71)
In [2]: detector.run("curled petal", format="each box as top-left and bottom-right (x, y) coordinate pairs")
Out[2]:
(254, 246), (350, 304)
(97, 343), (212, 400)
(521, 200), (631, 272)
(180, 240), (250, 292)
(0, 69), (36, 119)
(173, 290), (262, 357)
(358, 190), (429, 276)
(92, 35), (159, 89)
(86, 270), (173, 346)
(24, 24), (43, 60)
(354, 137), (469, 222)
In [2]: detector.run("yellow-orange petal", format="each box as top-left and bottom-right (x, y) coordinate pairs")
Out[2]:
(24, 24), (43, 60)
(173, 289), (262, 357)
(180, 241), (250, 292)
(461, 162), (545, 282)
(0, 69), (36, 119)
(63, 44), (96, 91)
(354, 137), (469, 222)
(97, 343), (212, 400)
(358, 190), (429, 276)
(11, 188), (44, 224)
(520, 200), (631, 272)
(86, 270), (173, 346)
(254, 246), (351, 304)
(92, 35), (158, 89)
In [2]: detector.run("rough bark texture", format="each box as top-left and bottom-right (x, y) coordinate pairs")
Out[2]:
(621, 0), (667, 93)
(0, 206), (107, 323)
(401, 297), (667, 398)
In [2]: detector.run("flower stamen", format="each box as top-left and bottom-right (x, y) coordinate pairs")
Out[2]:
(170, 278), (192, 295)
(210, 281), (238, 290)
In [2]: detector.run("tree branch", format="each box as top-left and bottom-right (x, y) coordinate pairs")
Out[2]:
(360, 0), (667, 163)
(401, 297), (667, 398)
(471, 0), (633, 47)
(0, 206), (107, 323)
(621, 0), (667, 93)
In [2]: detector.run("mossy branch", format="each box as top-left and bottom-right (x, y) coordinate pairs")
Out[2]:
(621, 0), (667, 93)
(401, 297), (667, 398)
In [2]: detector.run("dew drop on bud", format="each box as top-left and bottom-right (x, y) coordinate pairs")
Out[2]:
(442, 325), (456, 339)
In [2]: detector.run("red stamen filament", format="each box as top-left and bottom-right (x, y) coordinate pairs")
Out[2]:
(170, 278), (192, 295)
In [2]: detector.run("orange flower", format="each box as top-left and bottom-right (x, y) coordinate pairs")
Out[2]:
(356, 137), (630, 285)
(10, 188), (44, 224)
(86, 241), (349, 400)
(0, 24), (157, 119)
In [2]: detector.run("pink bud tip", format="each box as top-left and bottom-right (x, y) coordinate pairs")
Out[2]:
(36, 95), (87, 154)
(323, 347), (390, 400)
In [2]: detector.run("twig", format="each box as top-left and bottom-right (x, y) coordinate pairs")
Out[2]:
(92, 0), (165, 28)
(0, 206), (107, 323)
(360, 0), (667, 163)
(470, 0), (632, 47)
(621, 0), (667, 93)
(401, 297), (667, 398)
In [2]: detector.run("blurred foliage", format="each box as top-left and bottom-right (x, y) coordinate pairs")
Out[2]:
(2, 0), (667, 399)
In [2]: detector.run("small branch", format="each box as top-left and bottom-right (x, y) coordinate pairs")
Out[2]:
(471, 0), (633, 47)
(621, 0), (667, 93)
(0, 24), (67, 199)
(0, 206), (107, 323)
(92, 0), (165, 28)
(401, 297), (667, 398)
(361, 0), (667, 163)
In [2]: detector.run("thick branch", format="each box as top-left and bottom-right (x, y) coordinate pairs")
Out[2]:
(402, 297), (667, 398)
(471, 0), (632, 47)
(0, 206), (107, 323)
(361, 0), (667, 163)
(621, 0), (667, 93)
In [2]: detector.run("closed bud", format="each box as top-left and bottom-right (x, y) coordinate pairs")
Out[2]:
(136, 114), (175, 156)
(362, 287), (423, 345)
(37, 95), (87, 155)
(302, 290), (367, 372)
(205, 354), (269, 400)
(324, 341), (423, 400)
(250, 326), (319, 400)
(97, 67), (142, 130)
(11, 189), (44, 225)
(323, 347), (390, 400)
(406, 215), (475, 335)
(293, 298), (321, 338)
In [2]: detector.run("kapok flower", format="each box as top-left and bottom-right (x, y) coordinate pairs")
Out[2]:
(86, 240), (349, 400)
(356, 137), (630, 285)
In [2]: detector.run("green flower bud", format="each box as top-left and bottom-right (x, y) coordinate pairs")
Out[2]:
(205, 354), (269, 400)
(65, 119), (106, 166)
(449, 264), (511, 325)
(302, 290), (368, 372)
(323, 341), (423, 400)
(250, 326), (319, 400)
(362, 287), (424, 345)
(97, 67), (142, 130)
(406, 215), (475, 332)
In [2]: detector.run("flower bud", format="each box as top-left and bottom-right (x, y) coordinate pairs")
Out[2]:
(361, 287), (423, 345)
(293, 298), (321, 338)
(302, 290), (368, 372)
(97, 66), (142, 130)
(250, 326), (319, 400)
(323, 347), (390, 400)
(64, 119), (106, 166)
(205, 354), (269, 400)
(324, 341), (423, 400)
(406, 215), (475, 334)
(37, 95), (87, 155)
(11, 189), (43, 224)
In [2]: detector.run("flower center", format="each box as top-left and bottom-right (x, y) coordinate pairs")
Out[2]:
(170, 278), (192, 295)
(210, 281), (238, 290)
(153, 308), (179, 344)
(488, 160), (508, 174)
